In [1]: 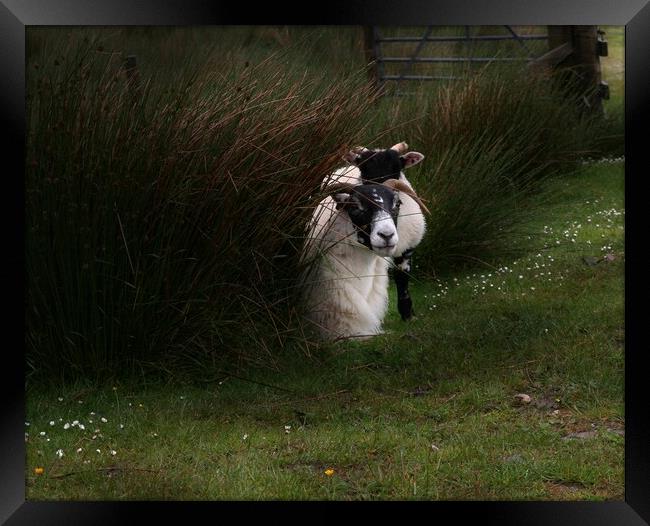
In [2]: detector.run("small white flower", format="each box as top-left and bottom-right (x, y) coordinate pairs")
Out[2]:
(284, 425), (291, 434)
(96, 449), (101, 454)
(110, 450), (117, 456)
(100, 417), (108, 423)
(119, 424), (124, 429)
(25, 422), (30, 427)
(78, 424), (85, 430)
(76, 448), (83, 453)
(57, 397), (63, 402)
(90, 412), (96, 416)
(39, 431), (46, 436)
(49, 421), (55, 426)
(55, 449), (64, 459)
(242, 434), (249, 441)
(63, 423), (71, 430)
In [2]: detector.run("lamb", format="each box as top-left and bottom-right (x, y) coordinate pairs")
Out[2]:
(301, 178), (429, 341)
(322, 142), (427, 321)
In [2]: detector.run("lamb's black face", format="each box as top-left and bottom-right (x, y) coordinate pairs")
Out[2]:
(354, 149), (404, 184)
(334, 184), (401, 256)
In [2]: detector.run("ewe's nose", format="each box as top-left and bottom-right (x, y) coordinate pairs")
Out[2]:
(378, 231), (395, 242)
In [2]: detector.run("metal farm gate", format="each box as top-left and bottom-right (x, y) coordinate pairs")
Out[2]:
(363, 25), (609, 112)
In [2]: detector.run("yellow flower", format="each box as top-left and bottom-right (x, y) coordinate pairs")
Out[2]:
(324, 468), (335, 476)
(34, 467), (44, 475)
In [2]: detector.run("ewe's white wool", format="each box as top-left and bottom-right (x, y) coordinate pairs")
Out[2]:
(301, 145), (428, 341)
(302, 193), (392, 340)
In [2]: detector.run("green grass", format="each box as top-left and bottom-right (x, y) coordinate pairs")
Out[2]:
(26, 161), (624, 500)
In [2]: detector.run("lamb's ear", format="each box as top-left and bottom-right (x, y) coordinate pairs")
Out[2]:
(400, 152), (425, 169)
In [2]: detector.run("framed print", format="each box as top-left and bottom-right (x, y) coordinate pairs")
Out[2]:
(2, 0), (648, 523)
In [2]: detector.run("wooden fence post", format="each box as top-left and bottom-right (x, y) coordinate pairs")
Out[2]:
(546, 26), (604, 115)
(363, 26), (381, 91)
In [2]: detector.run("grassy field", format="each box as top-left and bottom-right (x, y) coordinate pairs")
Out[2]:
(25, 160), (624, 500)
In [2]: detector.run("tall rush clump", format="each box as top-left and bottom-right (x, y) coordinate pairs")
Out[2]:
(374, 66), (605, 274)
(26, 35), (377, 381)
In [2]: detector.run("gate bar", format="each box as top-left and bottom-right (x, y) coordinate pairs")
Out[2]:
(378, 35), (548, 43)
(379, 57), (530, 63)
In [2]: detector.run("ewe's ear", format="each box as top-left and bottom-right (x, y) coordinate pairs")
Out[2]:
(333, 192), (365, 211)
(390, 141), (409, 153)
(333, 192), (351, 210)
(342, 146), (367, 165)
(400, 152), (425, 169)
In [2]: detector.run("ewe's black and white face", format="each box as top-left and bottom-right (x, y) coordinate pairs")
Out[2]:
(344, 146), (425, 184)
(333, 184), (401, 256)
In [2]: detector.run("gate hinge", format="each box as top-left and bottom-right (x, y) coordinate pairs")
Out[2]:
(597, 30), (608, 57)
(598, 80), (610, 100)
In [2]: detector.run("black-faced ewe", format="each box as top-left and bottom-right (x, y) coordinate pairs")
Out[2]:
(301, 151), (429, 341)
(323, 142), (428, 321)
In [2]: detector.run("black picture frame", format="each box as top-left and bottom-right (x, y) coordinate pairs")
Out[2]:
(2, 1), (648, 523)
